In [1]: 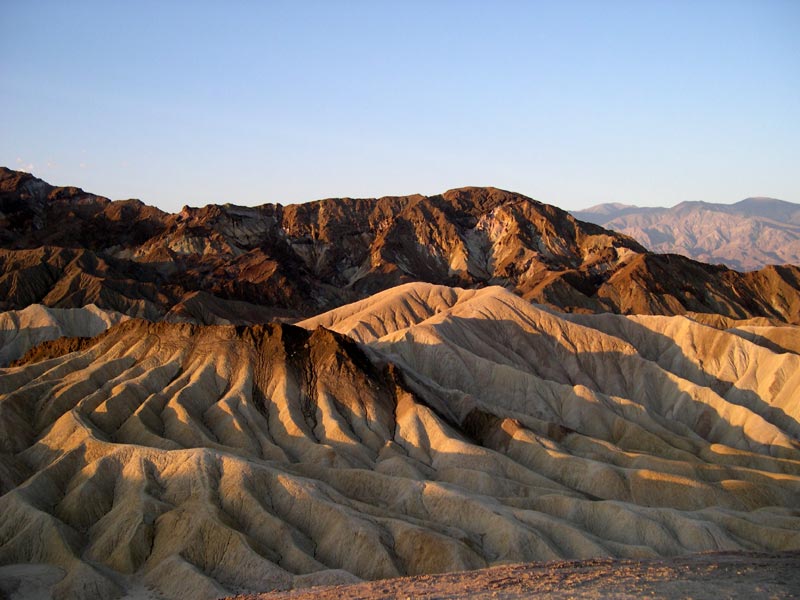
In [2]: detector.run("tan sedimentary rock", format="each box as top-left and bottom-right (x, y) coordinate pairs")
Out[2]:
(0, 304), (127, 366)
(1, 283), (798, 599)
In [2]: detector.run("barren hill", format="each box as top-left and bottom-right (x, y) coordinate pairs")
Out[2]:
(3, 167), (800, 323)
(572, 198), (800, 271)
(1, 283), (798, 599)
(0, 304), (126, 366)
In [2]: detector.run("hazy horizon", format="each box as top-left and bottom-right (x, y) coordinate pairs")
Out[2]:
(2, 164), (794, 213)
(2, 1), (798, 213)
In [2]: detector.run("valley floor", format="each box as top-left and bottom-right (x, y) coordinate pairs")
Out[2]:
(233, 551), (800, 600)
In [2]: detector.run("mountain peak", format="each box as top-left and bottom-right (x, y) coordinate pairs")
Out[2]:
(577, 201), (638, 214)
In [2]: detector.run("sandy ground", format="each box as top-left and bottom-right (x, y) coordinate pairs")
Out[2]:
(231, 551), (800, 600)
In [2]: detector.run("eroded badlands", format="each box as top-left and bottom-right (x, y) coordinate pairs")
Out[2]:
(0, 283), (798, 599)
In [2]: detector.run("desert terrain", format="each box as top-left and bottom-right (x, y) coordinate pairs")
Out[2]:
(233, 551), (800, 600)
(1, 282), (799, 599)
(1, 171), (799, 600)
(4, 1), (798, 597)
(3, 168), (800, 326)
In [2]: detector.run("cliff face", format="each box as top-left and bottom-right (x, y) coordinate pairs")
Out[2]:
(3, 167), (800, 323)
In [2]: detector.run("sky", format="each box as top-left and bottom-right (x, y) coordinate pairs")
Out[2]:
(1, 1), (798, 213)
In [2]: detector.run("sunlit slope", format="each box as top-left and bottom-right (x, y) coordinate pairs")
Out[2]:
(304, 282), (800, 452)
(0, 304), (126, 366)
(0, 284), (798, 599)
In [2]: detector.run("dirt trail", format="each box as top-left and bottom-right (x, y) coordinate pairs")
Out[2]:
(231, 551), (800, 600)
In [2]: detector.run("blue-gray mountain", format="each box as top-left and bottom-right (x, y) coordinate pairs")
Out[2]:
(572, 198), (800, 272)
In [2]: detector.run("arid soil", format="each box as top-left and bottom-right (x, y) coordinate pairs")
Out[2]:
(234, 551), (800, 600)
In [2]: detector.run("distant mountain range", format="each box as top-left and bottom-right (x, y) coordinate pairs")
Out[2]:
(572, 198), (800, 271)
(2, 167), (799, 325)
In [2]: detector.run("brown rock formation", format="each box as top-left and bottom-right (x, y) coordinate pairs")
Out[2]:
(3, 167), (800, 323)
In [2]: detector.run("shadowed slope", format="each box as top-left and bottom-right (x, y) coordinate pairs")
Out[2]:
(1, 284), (798, 599)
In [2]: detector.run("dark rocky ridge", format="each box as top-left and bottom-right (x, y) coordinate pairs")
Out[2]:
(2, 166), (800, 323)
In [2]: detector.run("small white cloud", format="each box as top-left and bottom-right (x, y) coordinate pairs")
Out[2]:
(14, 157), (35, 172)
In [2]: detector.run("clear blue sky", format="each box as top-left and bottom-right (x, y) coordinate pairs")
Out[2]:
(2, 1), (798, 212)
